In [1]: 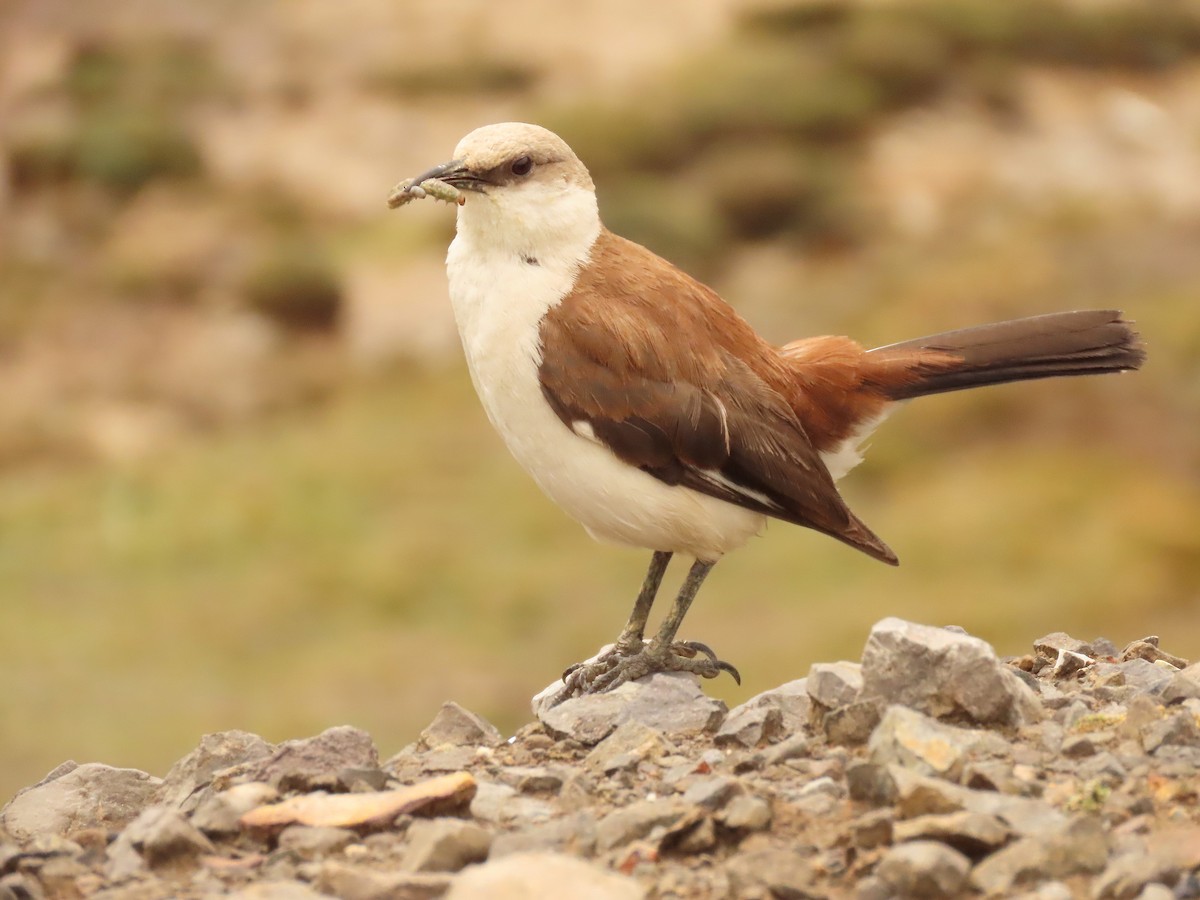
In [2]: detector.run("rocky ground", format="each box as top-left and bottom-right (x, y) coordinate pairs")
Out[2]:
(3, 618), (1200, 899)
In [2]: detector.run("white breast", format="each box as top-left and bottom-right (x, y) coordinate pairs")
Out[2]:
(444, 209), (765, 562)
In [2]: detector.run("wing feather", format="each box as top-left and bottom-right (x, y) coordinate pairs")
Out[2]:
(537, 230), (897, 564)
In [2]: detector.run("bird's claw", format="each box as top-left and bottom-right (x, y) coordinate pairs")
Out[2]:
(675, 640), (743, 685)
(549, 639), (740, 706)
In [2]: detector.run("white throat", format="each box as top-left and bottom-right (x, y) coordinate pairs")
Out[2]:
(453, 181), (601, 270)
(444, 181), (600, 453)
(442, 183), (765, 560)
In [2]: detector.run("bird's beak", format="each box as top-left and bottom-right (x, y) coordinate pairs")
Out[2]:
(387, 158), (489, 209)
(409, 159), (486, 192)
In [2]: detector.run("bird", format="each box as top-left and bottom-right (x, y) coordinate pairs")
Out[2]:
(391, 122), (1145, 703)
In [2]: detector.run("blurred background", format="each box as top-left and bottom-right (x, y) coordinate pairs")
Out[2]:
(2, 0), (1198, 803)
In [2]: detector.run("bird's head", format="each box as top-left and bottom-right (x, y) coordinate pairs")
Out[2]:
(399, 123), (600, 260)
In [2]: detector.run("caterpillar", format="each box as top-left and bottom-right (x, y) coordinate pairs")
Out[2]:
(387, 177), (465, 209)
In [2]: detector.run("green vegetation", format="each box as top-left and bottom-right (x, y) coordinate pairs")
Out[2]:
(10, 38), (211, 196)
(744, 0), (1200, 70)
(1066, 780), (1113, 813)
(2, 220), (1198, 802)
(367, 58), (539, 97)
(242, 244), (344, 333)
(0, 365), (1186, 802)
(70, 110), (202, 195)
(544, 0), (1200, 272)
(3, 0), (1199, 809)
(1073, 712), (1127, 734)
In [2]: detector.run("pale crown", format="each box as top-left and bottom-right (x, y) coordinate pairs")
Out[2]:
(451, 123), (600, 263)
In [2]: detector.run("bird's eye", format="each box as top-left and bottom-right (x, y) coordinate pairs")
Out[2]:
(510, 156), (533, 177)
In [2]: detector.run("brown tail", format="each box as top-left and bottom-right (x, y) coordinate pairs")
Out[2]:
(868, 310), (1145, 401)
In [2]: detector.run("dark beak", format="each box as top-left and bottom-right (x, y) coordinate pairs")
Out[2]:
(409, 159), (487, 192)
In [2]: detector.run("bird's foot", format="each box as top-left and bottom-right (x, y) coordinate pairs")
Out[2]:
(550, 639), (740, 706)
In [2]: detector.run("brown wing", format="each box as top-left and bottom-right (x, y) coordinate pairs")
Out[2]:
(537, 230), (897, 564)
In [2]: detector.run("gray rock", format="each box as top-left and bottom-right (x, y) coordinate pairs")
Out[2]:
(1178, 661), (1200, 685)
(725, 848), (817, 899)
(1034, 632), (1094, 660)
(233, 726), (379, 792)
(1119, 695), (1163, 740)
(1011, 883), (1075, 900)
(0, 873), (45, 900)
(533, 672), (726, 744)
(446, 851), (644, 899)
(1160, 672), (1200, 705)
(1033, 632), (1096, 678)
(469, 779), (554, 826)
(762, 733), (812, 767)
(25, 852), (87, 899)
(961, 758), (1031, 795)
(402, 818), (492, 873)
(658, 809), (716, 856)
(419, 746), (477, 773)
(860, 618), (1041, 726)
(488, 811), (598, 858)
(1092, 850), (1184, 900)
(1095, 659), (1173, 696)
(556, 771), (595, 814)
(5, 834), (83, 872)
(823, 699), (882, 746)
(226, 882), (331, 900)
(190, 782), (279, 836)
(717, 795), (772, 832)
(757, 678), (813, 727)
(807, 661), (864, 709)
(855, 875), (891, 900)
(337, 767), (390, 792)
(1, 763), (161, 842)
(716, 678), (809, 747)
(583, 721), (672, 774)
(796, 775), (845, 803)
(681, 776), (743, 811)
(1038, 720), (1066, 754)
(846, 760), (898, 806)
(1120, 637), (1188, 669)
(105, 806), (215, 879)
(504, 767), (566, 794)
(1131, 885), (1175, 900)
(868, 705), (1010, 780)
(317, 860), (453, 900)
(1056, 700), (1091, 729)
(970, 815), (1108, 895)
(875, 840), (970, 899)
(1077, 750), (1128, 783)
(849, 809), (894, 850)
(892, 810), (1011, 858)
(595, 799), (687, 851)
(889, 767), (1067, 838)
(101, 837), (145, 883)
(156, 730), (273, 811)
(1142, 710), (1200, 753)
(276, 825), (357, 857)
(420, 701), (503, 749)
(1062, 733), (1100, 757)
(714, 702), (783, 749)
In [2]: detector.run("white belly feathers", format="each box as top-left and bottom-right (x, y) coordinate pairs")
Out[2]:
(445, 233), (765, 562)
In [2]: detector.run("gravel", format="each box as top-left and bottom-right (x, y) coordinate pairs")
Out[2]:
(3, 617), (1199, 898)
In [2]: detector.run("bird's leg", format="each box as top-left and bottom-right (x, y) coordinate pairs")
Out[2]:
(561, 551), (671, 681)
(593, 559), (740, 689)
(553, 557), (740, 705)
(647, 558), (714, 651)
(615, 550), (672, 649)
